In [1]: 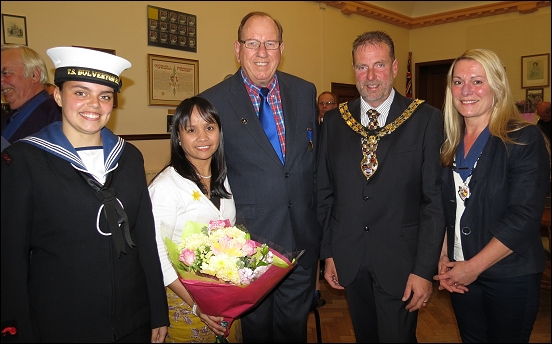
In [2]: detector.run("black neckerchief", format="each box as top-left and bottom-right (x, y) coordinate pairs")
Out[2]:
(76, 170), (136, 257)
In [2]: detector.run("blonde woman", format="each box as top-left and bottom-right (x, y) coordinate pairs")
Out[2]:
(435, 48), (550, 343)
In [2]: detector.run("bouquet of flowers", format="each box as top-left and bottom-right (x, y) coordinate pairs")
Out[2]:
(164, 219), (302, 341)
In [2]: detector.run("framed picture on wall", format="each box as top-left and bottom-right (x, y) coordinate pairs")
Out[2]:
(147, 5), (197, 52)
(2, 14), (27, 46)
(525, 88), (543, 113)
(148, 54), (199, 106)
(521, 54), (549, 88)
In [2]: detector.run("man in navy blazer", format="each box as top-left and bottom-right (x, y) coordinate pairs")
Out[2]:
(199, 11), (320, 343)
(317, 31), (445, 342)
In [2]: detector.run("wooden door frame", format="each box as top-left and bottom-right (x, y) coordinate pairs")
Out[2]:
(415, 59), (454, 110)
(331, 82), (359, 105)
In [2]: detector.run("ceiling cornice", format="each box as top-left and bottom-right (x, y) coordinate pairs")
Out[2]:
(317, 1), (551, 29)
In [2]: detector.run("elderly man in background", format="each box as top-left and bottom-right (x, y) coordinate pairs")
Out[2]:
(1, 45), (61, 151)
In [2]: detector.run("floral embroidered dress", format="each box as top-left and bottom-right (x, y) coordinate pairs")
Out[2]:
(148, 167), (241, 342)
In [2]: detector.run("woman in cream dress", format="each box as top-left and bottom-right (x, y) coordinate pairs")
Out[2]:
(149, 96), (241, 343)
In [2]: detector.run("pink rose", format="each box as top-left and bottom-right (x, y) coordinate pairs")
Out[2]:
(179, 248), (196, 266)
(241, 240), (257, 256)
(208, 219), (231, 231)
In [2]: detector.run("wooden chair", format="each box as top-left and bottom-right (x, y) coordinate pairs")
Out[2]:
(310, 300), (323, 343)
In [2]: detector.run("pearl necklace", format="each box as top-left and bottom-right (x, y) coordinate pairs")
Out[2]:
(197, 173), (212, 179)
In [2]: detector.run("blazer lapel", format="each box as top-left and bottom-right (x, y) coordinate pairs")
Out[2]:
(468, 135), (495, 183)
(441, 166), (455, 200)
(226, 73), (282, 163)
(278, 74), (297, 165)
(441, 135), (495, 203)
(342, 98), (368, 180)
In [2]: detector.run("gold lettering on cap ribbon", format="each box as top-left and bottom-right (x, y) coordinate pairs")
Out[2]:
(70, 68), (120, 85)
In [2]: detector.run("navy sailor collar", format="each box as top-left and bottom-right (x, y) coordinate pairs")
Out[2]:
(20, 121), (125, 172)
(455, 126), (490, 182)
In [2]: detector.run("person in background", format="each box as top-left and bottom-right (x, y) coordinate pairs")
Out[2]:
(317, 31), (445, 342)
(317, 91), (337, 124)
(536, 101), (551, 143)
(313, 91), (335, 304)
(434, 48), (550, 343)
(1, 46), (169, 342)
(199, 11), (320, 343)
(148, 96), (242, 343)
(1, 45), (61, 151)
(313, 91), (336, 308)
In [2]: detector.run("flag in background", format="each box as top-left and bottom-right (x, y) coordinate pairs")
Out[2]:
(406, 52), (412, 98)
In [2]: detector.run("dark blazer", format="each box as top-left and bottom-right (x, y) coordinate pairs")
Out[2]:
(317, 91), (445, 296)
(199, 70), (321, 268)
(441, 125), (549, 278)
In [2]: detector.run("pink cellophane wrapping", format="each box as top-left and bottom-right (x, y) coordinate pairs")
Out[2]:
(178, 247), (298, 336)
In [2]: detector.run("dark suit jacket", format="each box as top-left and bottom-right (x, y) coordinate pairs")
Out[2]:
(0, 91), (62, 144)
(199, 70), (321, 268)
(317, 91), (445, 296)
(441, 125), (549, 278)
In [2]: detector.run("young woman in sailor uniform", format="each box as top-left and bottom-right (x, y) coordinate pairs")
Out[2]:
(0, 47), (169, 343)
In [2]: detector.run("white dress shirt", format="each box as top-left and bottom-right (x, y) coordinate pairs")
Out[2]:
(360, 88), (395, 127)
(148, 166), (236, 286)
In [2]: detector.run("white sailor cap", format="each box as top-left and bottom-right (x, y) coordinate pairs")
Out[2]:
(46, 46), (131, 93)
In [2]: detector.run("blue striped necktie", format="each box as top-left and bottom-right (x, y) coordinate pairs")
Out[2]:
(259, 87), (284, 164)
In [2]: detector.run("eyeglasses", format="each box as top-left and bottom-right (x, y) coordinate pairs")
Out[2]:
(239, 39), (281, 50)
(318, 101), (336, 107)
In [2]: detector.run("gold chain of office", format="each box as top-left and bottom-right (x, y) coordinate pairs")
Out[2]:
(339, 99), (425, 180)
(338, 99), (424, 139)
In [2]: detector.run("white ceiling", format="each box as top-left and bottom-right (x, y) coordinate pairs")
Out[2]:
(363, 1), (503, 18)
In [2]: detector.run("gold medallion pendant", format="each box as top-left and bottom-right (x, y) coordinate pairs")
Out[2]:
(458, 184), (469, 201)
